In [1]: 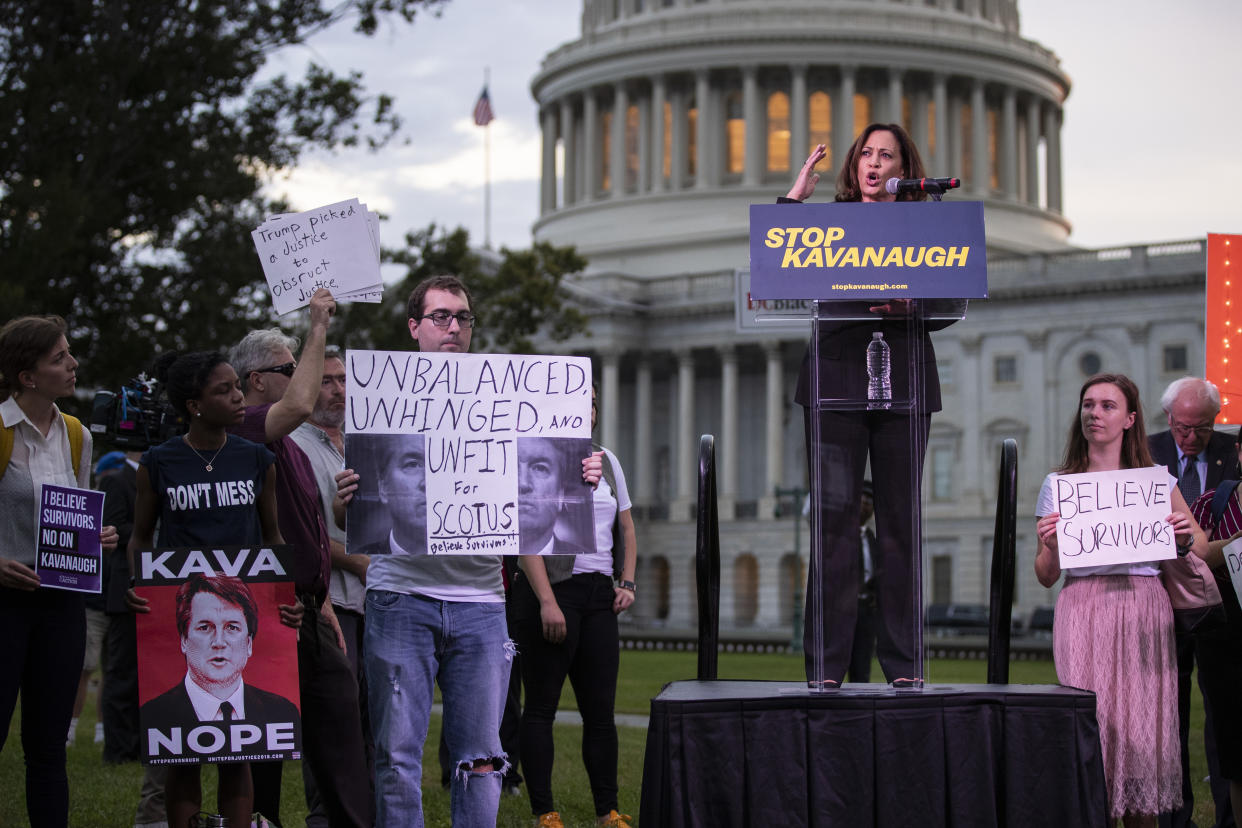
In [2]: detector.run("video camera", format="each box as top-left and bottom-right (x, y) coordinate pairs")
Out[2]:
(89, 373), (184, 451)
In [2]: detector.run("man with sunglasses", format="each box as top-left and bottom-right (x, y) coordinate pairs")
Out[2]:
(228, 288), (373, 828)
(1149, 376), (1238, 828)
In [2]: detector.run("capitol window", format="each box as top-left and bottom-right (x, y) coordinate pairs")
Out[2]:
(767, 91), (790, 173)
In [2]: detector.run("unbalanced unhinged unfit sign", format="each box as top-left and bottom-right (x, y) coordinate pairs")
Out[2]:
(344, 350), (596, 557)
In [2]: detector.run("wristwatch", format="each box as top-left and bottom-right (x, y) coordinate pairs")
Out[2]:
(617, 579), (637, 593)
(1176, 538), (1193, 557)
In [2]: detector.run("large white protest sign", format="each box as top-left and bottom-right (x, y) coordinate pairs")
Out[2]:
(1053, 466), (1177, 569)
(344, 350), (596, 557)
(251, 198), (383, 315)
(1222, 536), (1242, 610)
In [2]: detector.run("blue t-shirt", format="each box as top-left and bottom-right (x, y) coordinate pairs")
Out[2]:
(142, 435), (275, 547)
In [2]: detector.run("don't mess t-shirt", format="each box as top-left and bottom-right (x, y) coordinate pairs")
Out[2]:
(142, 435), (275, 547)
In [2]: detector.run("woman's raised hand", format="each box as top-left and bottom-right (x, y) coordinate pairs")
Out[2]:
(785, 144), (828, 202)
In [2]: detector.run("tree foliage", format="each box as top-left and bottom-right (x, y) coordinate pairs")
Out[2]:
(335, 223), (591, 355)
(0, 0), (445, 386)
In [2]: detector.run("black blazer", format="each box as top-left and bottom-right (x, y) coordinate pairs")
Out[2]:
(1149, 429), (1239, 495)
(141, 680), (300, 731)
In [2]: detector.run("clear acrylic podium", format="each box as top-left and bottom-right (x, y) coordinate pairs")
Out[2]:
(789, 298), (966, 690)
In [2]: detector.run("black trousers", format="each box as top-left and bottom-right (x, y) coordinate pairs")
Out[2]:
(803, 408), (929, 684)
(303, 607), (375, 828)
(101, 611), (140, 763)
(0, 586), (86, 828)
(252, 601), (372, 827)
(511, 572), (620, 817)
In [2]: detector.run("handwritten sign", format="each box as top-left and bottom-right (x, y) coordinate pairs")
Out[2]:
(1226, 537), (1242, 613)
(135, 546), (300, 765)
(36, 484), (104, 592)
(1053, 467), (1177, 569)
(251, 198), (383, 315)
(344, 350), (595, 557)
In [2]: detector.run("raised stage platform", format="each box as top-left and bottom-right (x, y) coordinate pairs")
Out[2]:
(639, 681), (1107, 827)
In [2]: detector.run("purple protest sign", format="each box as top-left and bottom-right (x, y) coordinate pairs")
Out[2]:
(36, 483), (105, 593)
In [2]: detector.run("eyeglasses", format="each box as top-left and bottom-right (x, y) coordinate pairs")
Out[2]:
(1170, 420), (1214, 438)
(254, 362), (296, 377)
(419, 311), (476, 329)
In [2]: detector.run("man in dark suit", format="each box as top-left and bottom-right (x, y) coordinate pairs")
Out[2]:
(141, 573), (300, 762)
(847, 481), (878, 683)
(1150, 377), (1238, 828)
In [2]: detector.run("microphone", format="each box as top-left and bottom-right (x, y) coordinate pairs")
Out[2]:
(885, 177), (961, 195)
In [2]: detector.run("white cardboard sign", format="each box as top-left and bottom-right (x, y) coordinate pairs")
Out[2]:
(1053, 466), (1177, 569)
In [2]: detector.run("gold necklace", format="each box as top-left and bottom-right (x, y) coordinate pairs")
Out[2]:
(183, 434), (226, 472)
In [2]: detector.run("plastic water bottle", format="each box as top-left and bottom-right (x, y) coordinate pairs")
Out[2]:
(866, 332), (891, 410)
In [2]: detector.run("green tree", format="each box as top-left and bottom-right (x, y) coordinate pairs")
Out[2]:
(335, 223), (590, 354)
(0, 0), (445, 386)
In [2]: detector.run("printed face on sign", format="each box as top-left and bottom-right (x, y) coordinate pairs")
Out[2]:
(379, 435), (428, 553)
(1080, 382), (1135, 448)
(518, 437), (571, 549)
(182, 592), (252, 696)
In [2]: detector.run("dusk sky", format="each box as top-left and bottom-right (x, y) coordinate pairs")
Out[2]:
(264, 0), (1242, 256)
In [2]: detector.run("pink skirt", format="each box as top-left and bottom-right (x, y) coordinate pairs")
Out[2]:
(1053, 574), (1181, 819)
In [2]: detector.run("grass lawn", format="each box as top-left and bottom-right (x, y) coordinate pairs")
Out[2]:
(0, 651), (1217, 826)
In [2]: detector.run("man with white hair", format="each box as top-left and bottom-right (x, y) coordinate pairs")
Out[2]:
(1149, 376), (1238, 828)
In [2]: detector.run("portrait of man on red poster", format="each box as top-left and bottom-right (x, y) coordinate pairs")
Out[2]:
(134, 546), (301, 765)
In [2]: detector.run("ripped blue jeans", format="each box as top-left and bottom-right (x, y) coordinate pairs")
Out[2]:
(365, 591), (511, 828)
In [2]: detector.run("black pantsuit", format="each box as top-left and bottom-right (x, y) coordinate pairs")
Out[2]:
(797, 309), (954, 685)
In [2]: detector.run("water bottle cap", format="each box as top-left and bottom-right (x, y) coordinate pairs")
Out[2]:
(872, 332), (883, 339)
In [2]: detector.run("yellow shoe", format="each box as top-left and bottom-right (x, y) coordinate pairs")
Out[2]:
(596, 810), (634, 828)
(535, 812), (565, 828)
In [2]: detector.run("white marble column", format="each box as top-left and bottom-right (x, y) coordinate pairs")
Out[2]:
(635, 357), (653, 509)
(760, 341), (784, 519)
(695, 70), (711, 190)
(911, 84), (930, 161)
(601, 350), (621, 452)
(1000, 86), (1017, 200)
(674, 349), (697, 519)
(959, 335), (982, 504)
(540, 107), (557, 214)
(583, 89), (599, 201)
(1044, 103), (1062, 214)
(887, 67), (904, 124)
(1025, 96), (1040, 207)
(790, 64), (809, 170)
(835, 66), (856, 169)
(970, 79), (988, 197)
(559, 99), (576, 207)
(932, 73), (949, 175)
(719, 346), (739, 520)
(611, 82), (628, 197)
(742, 66), (761, 187)
(670, 84), (687, 190)
(650, 76), (666, 194)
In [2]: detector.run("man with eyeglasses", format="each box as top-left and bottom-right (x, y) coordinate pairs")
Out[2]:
(333, 274), (600, 827)
(1149, 376), (1239, 828)
(228, 288), (373, 827)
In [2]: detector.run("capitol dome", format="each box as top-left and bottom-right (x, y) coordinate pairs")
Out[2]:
(531, 0), (1072, 266)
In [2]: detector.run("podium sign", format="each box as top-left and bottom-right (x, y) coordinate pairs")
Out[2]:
(748, 201), (988, 300)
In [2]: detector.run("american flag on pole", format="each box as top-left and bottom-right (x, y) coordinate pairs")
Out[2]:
(473, 86), (494, 126)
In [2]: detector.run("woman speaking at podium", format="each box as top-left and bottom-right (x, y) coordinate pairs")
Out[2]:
(781, 124), (956, 688)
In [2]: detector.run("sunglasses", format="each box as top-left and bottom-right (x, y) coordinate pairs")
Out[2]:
(254, 361), (296, 377)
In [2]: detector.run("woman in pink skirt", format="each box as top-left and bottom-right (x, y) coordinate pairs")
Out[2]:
(1035, 373), (1209, 827)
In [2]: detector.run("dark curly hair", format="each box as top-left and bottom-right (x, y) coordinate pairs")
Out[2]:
(834, 123), (928, 203)
(154, 351), (230, 417)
